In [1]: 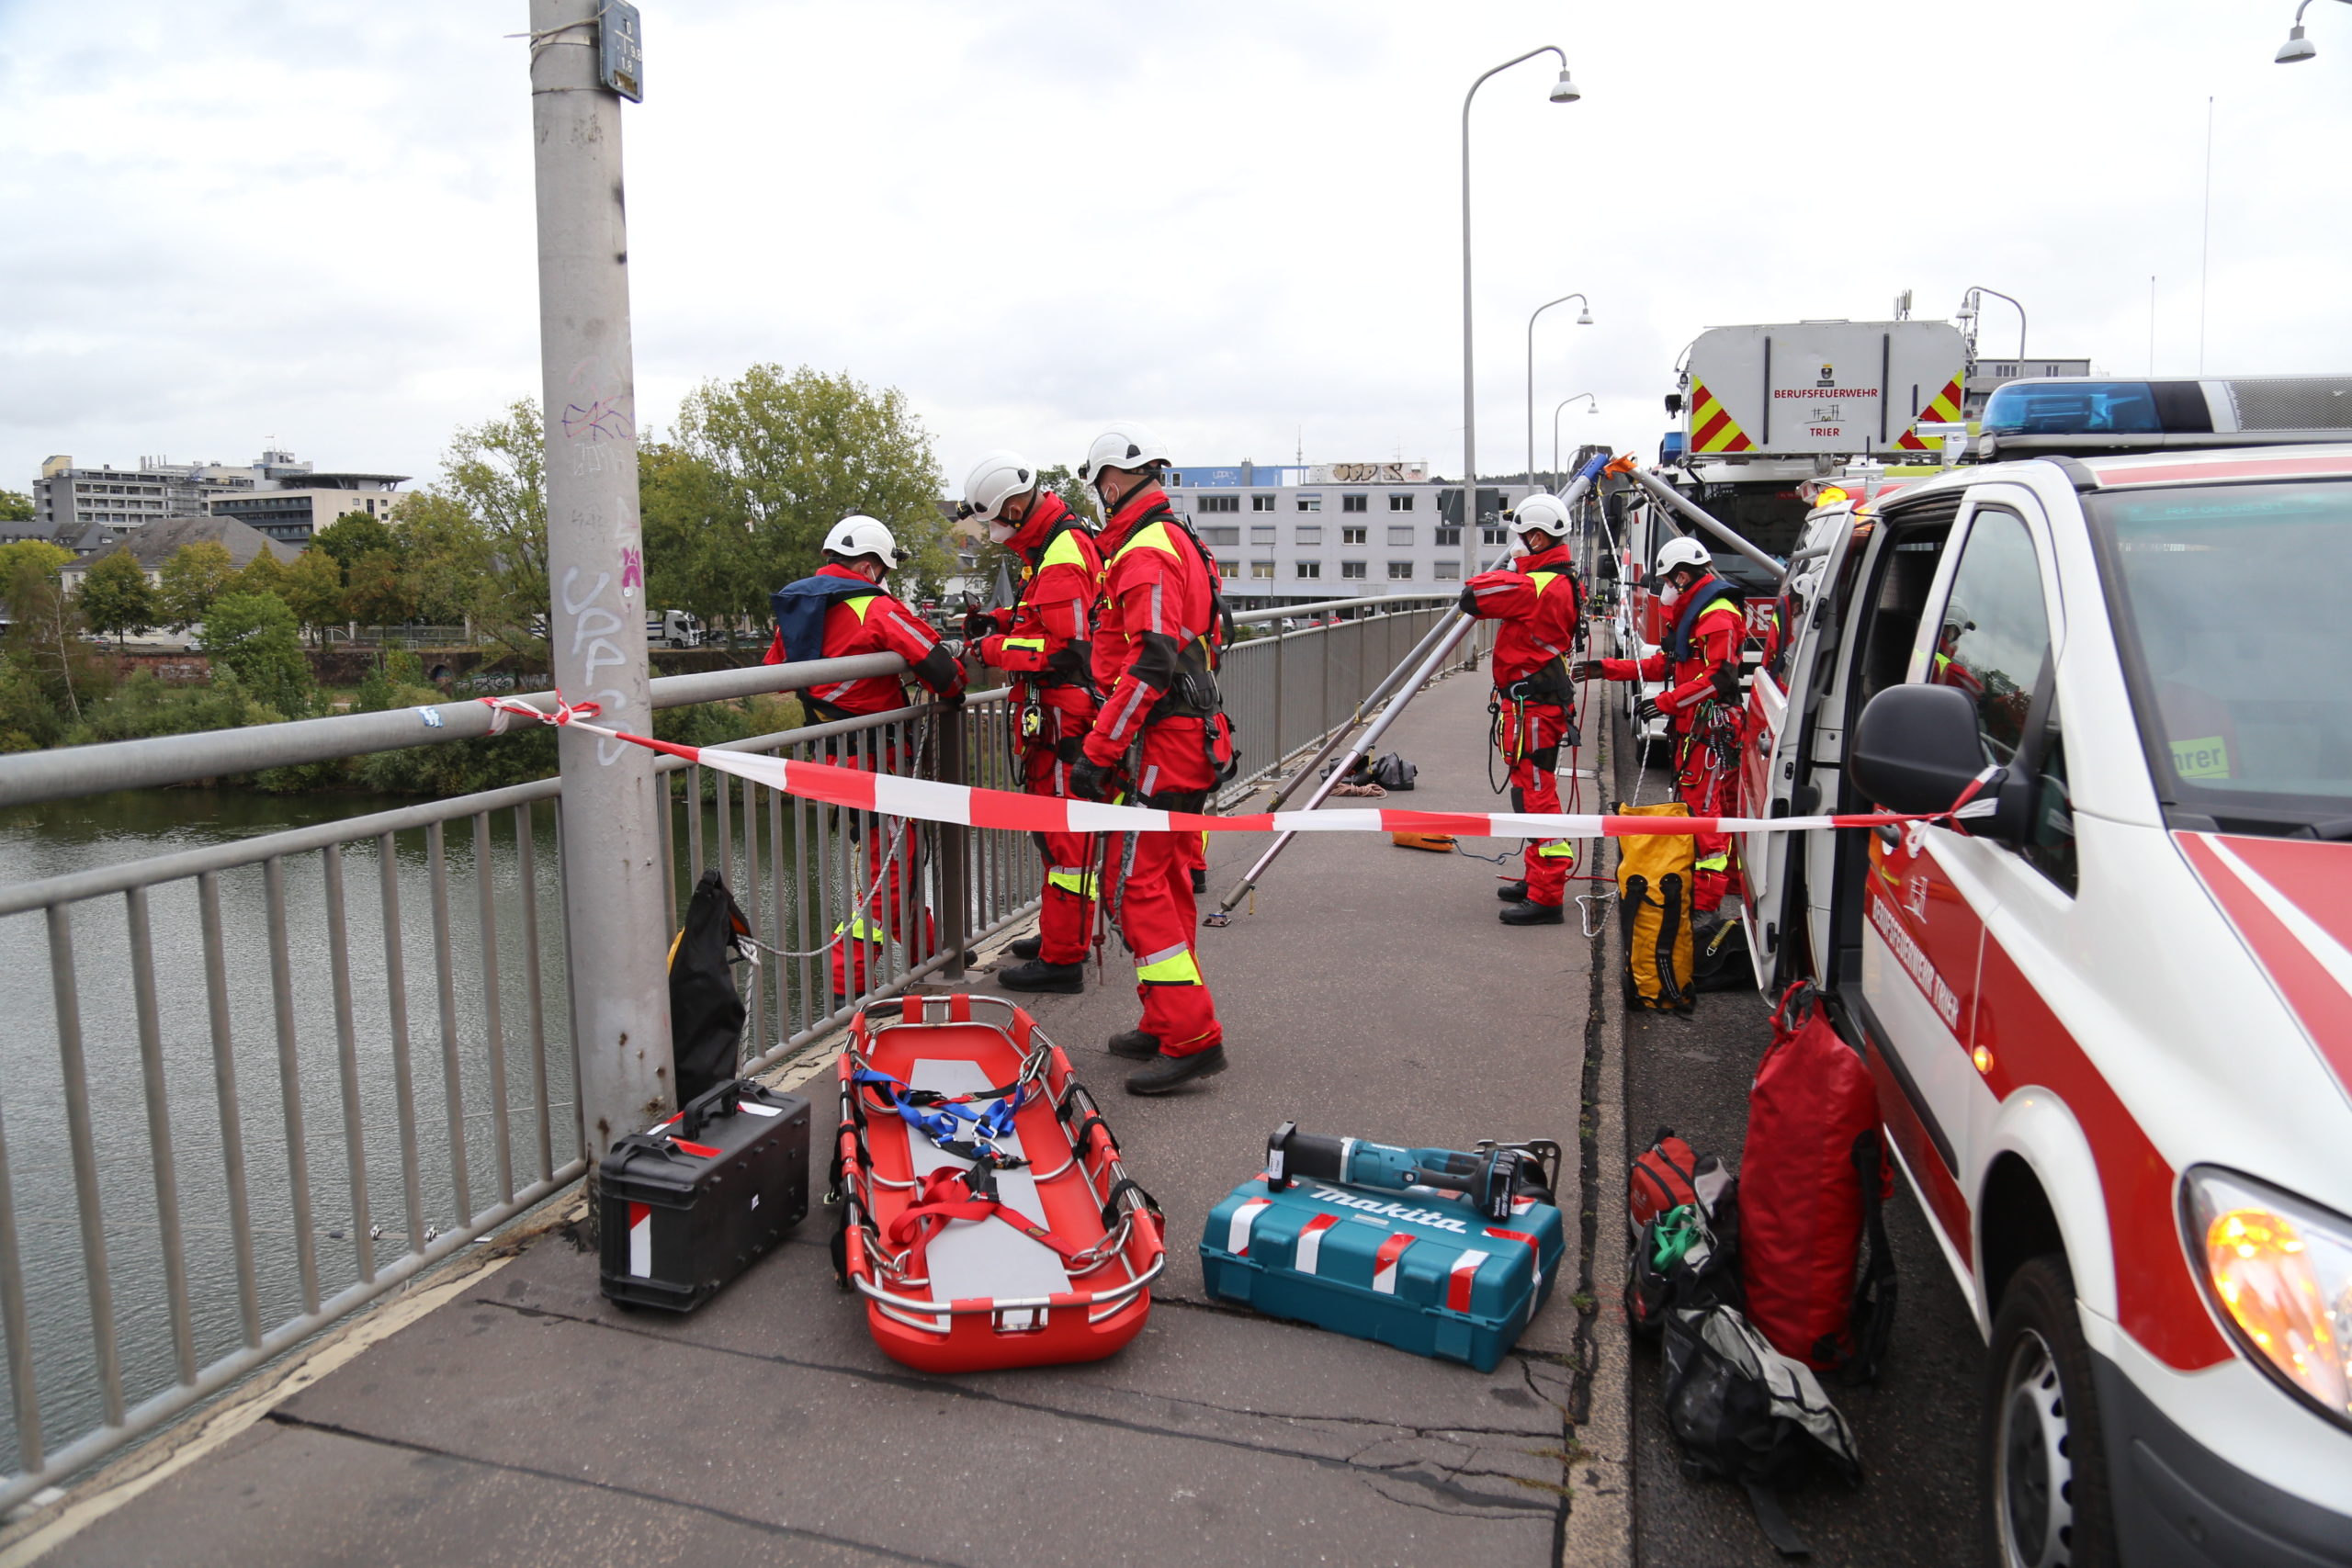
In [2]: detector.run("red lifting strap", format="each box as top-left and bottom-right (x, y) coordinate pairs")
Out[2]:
(886, 1168), (1083, 1284)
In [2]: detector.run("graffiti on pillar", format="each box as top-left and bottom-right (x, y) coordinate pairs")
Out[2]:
(619, 545), (643, 601)
(560, 562), (631, 765)
(561, 350), (636, 446)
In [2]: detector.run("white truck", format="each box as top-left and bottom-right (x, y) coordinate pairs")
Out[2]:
(1609, 321), (1968, 750)
(1736, 374), (2352, 1565)
(646, 609), (704, 649)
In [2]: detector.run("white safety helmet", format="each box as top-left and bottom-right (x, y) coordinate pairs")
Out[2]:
(822, 514), (902, 570)
(1076, 423), (1171, 485)
(1506, 494), (1573, 538)
(1655, 536), (1713, 579)
(961, 449), (1039, 526)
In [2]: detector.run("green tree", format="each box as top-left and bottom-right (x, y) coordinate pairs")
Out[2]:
(389, 491), (498, 631)
(71, 666), (280, 743)
(0, 490), (32, 524)
(671, 366), (949, 617)
(199, 591), (314, 718)
(234, 547), (288, 601)
(435, 399), (548, 654)
(157, 540), (237, 632)
(4, 555), (104, 728)
(279, 548), (347, 645)
(311, 513), (401, 573)
(76, 548), (158, 649)
(0, 539), (73, 585)
(345, 548), (413, 637)
(639, 439), (752, 637)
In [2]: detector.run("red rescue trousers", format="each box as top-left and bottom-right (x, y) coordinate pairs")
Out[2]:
(1498, 699), (1578, 908)
(1116, 805), (1222, 1056)
(1673, 720), (1736, 915)
(828, 744), (937, 1000)
(1024, 741), (1100, 966)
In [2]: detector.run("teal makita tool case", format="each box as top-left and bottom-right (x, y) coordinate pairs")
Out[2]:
(1199, 1171), (1566, 1372)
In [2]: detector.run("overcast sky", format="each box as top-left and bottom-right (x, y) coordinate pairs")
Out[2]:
(6, 0), (2349, 502)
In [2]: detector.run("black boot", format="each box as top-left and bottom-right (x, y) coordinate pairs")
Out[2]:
(998, 958), (1085, 994)
(1499, 900), (1566, 926)
(1106, 1028), (1161, 1059)
(1191, 867), (1207, 895)
(1125, 1045), (1228, 1095)
(1007, 935), (1043, 962)
(1496, 880), (1528, 902)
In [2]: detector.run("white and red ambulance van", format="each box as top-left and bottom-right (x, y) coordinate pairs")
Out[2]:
(1738, 375), (2352, 1567)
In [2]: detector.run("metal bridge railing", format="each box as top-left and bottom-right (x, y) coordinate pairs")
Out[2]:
(0, 595), (1452, 1511)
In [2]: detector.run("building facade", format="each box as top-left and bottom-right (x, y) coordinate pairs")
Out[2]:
(209, 471), (411, 545)
(28, 451), (408, 547)
(1159, 461), (1540, 611)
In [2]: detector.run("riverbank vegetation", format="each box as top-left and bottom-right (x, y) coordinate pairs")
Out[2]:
(0, 364), (933, 792)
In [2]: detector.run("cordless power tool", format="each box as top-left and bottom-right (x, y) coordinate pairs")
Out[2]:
(1263, 1122), (1560, 1223)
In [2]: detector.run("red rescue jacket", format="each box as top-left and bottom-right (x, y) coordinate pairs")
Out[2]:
(1601, 572), (1743, 731)
(763, 563), (963, 717)
(1081, 485), (1227, 777)
(1462, 541), (1583, 700)
(971, 491), (1102, 728)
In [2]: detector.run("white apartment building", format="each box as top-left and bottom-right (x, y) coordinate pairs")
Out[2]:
(29, 448), (311, 535)
(1159, 461), (1541, 611)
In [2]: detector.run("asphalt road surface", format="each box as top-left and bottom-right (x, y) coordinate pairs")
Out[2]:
(1611, 710), (1988, 1567)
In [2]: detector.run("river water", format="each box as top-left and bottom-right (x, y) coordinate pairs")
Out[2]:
(0, 786), (582, 1478)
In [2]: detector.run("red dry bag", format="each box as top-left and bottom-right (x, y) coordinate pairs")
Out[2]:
(1736, 982), (1895, 1379)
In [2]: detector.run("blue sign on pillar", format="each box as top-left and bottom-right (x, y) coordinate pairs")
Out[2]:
(600, 0), (643, 101)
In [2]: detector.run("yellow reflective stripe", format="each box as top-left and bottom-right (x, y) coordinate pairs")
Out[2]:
(844, 593), (879, 622)
(1046, 867), (1099, 897)
(833, 915), (888, 941)
(1135, 944), (1202, 985)
(1527, 571), (1558, 593)
(1004, 637), (1046, 651)
(1040, 529), (1091, 570)
(1111, 520), (1179, 565)
(1534, 840), (1578, 860)
(1694, 853), (1728, 873)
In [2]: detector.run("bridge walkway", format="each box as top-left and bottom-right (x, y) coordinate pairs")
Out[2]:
(33, 668), (1627, 1568)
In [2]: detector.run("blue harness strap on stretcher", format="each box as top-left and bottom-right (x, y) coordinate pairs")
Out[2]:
(854, 1069), (1037, 1166)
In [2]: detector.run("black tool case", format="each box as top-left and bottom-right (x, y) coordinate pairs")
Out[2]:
(598, 1077), (809, 1312)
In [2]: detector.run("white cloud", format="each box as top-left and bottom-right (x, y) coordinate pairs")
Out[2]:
(5, 0), (2349, 500)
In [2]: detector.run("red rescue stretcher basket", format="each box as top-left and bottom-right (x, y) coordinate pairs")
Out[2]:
(831, 993), (1165, 1372)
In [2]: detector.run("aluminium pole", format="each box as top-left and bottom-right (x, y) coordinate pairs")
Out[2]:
(1205, 469), (1599, 922)
(1621, 466), (1790, 590)
(528, 0), (673, 1184)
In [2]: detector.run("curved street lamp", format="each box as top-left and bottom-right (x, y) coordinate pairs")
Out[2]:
(1960, 284), (2028, 365)
(1526, 292), (1593, 491)
(1460, 46), (1580, 581)
(2278, 0), (2352, 60)
(1552, 392), (1600, 488)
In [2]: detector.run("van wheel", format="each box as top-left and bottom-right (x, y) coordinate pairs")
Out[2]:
(1983, 1255), (2115, 1568)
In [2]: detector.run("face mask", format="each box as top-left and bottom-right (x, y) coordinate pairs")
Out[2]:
(1657, 581), (1682, 608)
(1507, 535), (1532, 558)
(987, 521), (1017, 545)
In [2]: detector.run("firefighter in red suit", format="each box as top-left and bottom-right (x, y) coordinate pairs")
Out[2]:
(1460, 493), (1586, 925)
(763, 515), (967, 1006)
(1066, 423), (1236, 1096)
(1574, 535), (1747, 911)
(956, 450), (1104, 995)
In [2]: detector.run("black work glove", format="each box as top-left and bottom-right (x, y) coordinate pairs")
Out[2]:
(1455, 586), (1480, 615)
(1069, 757), (1115, 803)
(1711, 665), (1743, 705)
(1570, 659), (1605, 683)
(1634, 694), (1663, 725)
(962, 609), (995, 639)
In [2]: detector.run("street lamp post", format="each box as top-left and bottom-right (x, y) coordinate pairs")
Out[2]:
(1960, 285), (2028, 366)
(1460, 47), (1580, 581)
(1526, 292), (1593, 492)
(1552, 392), (1600, 486)
(2278, 0), (2352, 60)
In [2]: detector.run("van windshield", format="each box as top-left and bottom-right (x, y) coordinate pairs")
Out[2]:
(2090, 479), (2352, 829)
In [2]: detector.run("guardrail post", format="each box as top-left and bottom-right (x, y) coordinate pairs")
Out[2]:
(529, 0), (673, 1200)
(938, 703), (969, 977)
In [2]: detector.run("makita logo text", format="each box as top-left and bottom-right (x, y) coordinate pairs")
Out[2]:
(1310, 1186), (1470, 1234)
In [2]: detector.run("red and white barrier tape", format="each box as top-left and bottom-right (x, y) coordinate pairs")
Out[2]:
(477, 692), (605, 735)
(489, 703), (1996, 840)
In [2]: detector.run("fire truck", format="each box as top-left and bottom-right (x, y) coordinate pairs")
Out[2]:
(1607, 319), (1968, 750)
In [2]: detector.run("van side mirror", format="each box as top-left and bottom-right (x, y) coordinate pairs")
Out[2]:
(1849, 684), (1994, 818)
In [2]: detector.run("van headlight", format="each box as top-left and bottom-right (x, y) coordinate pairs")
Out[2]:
(2182, 1166), (2352, 1432)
